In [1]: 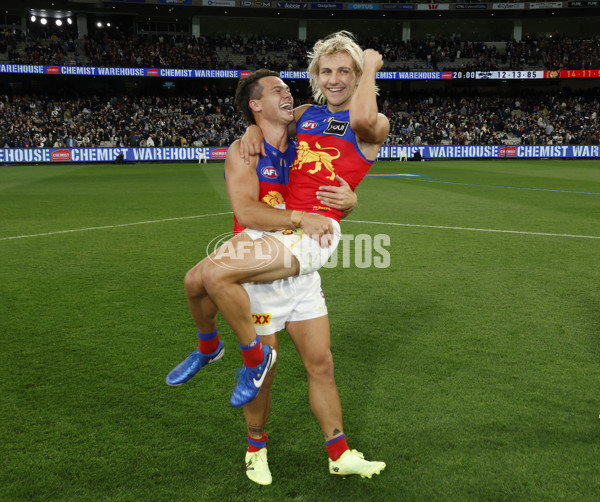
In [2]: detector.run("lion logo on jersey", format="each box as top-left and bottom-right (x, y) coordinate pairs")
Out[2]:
(292, 141), (340, 181)
(262, 190), (284, 207)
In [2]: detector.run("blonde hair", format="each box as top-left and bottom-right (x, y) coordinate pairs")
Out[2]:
(307, 31), (366, 105)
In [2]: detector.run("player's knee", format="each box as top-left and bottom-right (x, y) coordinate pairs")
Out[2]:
(201, 261), (222, 293)
(306, 351), (335, 381)
(202, 260), (235, 294)
(184, 265), (205, 297)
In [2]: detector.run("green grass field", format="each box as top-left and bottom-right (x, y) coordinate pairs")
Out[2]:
(1, 159), (599, 501)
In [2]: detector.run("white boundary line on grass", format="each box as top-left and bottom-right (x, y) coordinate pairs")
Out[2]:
(2, 212), (598, 242)
(409, 178), (600, 195)
(0, 212), (233, 241)
(343, 219), (600, 240)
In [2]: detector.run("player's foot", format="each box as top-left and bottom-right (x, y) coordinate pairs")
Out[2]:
(329, 449), (386, 479)
(165, 342), (224, 386)
(245, 448), (272, 485)
(230, 345), (277, 408)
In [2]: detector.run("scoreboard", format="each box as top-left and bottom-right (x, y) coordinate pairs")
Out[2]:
(448, 70), (600, 80)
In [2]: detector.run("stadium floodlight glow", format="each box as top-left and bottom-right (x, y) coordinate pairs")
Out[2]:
(97, 21), (103, 27)
(67, 18), (72, 25)
(40, 18), (47, 25)
(30, 15), (36, 22)
(56, 19), (62, 26)
(107, 22), (111, 27)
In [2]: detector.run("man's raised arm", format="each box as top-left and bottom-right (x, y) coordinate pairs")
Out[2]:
(349, 49), (390, 154)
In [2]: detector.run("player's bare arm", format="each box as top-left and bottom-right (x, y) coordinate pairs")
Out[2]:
(239, 104), (309, 163)
(226, 139), (335, 240)
(349, 49), (390, 159)
(239, 124), (266, 160)
(225, 140), (294, 231)
(293, 103), (311, 125)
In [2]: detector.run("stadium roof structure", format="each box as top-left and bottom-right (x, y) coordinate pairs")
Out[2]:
(13, 0), (600, 22)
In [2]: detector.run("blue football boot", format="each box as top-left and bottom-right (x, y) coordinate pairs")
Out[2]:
(166, 341), (224, 386)
(230, 345), (277, 408)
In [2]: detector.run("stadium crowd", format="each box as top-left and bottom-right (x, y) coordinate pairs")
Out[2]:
(4, 30), (600, 72)
(83, 33), (220, 70)
(0, 90), (244, 149)
(0, 88), (598, 149)
(382, 90), (600, 146)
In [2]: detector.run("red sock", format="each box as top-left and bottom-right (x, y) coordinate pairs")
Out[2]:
(240, 336), (264, 367)
(247, 431), (268, 452)
(325, 434), (348, 461)
(198, 329), (219, 355)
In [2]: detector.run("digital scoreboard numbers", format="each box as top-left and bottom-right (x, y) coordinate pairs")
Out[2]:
(451, 70), (545, 79)
(551, 69), (600, 78)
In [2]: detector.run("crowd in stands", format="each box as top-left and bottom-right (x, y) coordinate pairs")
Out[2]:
(0, 88), (598, 150)
(382, 90), (600, 146)
(83, 32), (220, 69)
(0, 89), (245, 149)
(3, 29), (600, 72)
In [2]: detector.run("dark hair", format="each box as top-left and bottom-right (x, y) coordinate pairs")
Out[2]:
(234, 69), (280, 125)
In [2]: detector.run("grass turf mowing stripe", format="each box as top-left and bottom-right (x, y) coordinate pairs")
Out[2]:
(2, 160), (599, 500)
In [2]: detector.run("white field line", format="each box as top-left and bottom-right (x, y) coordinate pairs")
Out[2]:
(0, 212), (233, 241)
(1, 213), (598, 242)
(343, 219), (600, 240)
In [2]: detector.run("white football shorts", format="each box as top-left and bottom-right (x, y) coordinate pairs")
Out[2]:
(242, 272), (327, 336)
(242, 217), (341, 275)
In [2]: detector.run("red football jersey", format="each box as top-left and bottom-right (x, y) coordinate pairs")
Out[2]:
(284, 105), (375, 222)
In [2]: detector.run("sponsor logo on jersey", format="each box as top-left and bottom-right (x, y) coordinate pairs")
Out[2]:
(301, 120), (318, 130)
(324, 119), (349, 136)
(252, 313), (272, 325)
(261, 166), (278, 178)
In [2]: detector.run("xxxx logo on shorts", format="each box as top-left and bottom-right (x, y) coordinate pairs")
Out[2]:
(252, 313), (272, 326)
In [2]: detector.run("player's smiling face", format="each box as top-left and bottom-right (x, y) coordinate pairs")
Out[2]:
(317, 51), (360, 112)
(254, 76), (294, 124)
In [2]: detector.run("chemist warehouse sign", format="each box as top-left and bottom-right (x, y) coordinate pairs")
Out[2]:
(378, 144), (600, 160)
(0, 147), (224, 164)
(0, 145), (599, 164)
